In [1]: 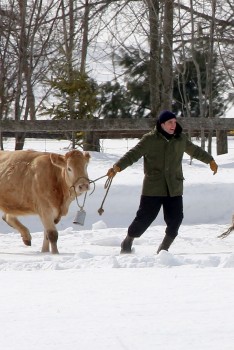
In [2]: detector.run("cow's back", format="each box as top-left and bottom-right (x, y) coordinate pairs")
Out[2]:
(0, 150), (58, 215)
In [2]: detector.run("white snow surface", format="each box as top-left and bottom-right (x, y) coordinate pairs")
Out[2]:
(1, 137), (234, 350)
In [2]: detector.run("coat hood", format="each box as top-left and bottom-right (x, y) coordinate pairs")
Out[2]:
(156, 119), (183, 139)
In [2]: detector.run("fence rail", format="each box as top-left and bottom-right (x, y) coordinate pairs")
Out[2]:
(0, 118), (234, 132)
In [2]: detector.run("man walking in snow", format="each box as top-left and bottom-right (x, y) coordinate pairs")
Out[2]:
(107, 110), (218, 254)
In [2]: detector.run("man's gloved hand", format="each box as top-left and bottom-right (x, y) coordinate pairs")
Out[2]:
(107, 165), (120, 178)
(210, 160), (218, 175)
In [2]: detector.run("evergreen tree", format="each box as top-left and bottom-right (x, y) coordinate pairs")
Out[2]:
(117, 48), (151, 117)
(100, 47), (228, 119)
(98, 81), (132, 119)
(41, 66), (99, 148)
(99, 48), (151, 119)
(44, 68), (99, 121)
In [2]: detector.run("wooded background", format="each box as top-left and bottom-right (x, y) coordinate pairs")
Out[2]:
(0, 1), (233, 152)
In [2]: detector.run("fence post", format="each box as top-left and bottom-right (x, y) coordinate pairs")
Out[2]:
(216, 130), (228, 155)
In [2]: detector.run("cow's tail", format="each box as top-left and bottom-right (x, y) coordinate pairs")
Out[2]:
(218, 225), (234, 239)
(218, 214), (234, 239)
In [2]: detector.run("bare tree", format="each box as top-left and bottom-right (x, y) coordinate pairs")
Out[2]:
(161, 0), (174, 109)
(206, 0), (216, 154)
(0, 2), (19, 148)
(1, 0), (233, 152)
(0, 0), (61, 149)
(145, 0), (161, 117)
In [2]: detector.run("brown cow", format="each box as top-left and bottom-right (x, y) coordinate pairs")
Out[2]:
(0, 149), (90, 253)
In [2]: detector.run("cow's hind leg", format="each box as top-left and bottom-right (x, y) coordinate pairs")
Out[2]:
(40, 216), (59, 254)
(41, 230), (50, 253)
(2, 214), (32, 246)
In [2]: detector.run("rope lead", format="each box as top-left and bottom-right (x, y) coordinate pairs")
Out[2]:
(73, 174), (114, 216)
(98, 177), (113, 215)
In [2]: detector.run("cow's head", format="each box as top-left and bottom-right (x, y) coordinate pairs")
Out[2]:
(50, 150), (90, 195)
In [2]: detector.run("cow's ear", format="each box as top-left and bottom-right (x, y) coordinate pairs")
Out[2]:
(50, 153), (66, 168)
(84, 151), (91, 161)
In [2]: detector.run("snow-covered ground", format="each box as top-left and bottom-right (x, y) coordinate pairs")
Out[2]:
(0, 136), (234, 350)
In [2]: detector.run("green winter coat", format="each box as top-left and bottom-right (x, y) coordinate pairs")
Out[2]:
(115, 123), (214, 197)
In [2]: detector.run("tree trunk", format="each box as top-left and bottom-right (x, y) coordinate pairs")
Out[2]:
(15, 132), (26, 150)
(146, 0), (161, 118)
(216, 130), (228, 155)
(83, 132), (100, 152)
(161, 0), (174, 109)
(80, 0), (89, 75)
(200, 128), (205, 150)
(207, 131), (212, 155)
(190, 0), (205, 118)
(0, 132), (4, 150)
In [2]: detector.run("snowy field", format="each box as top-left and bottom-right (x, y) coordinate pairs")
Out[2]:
(0, 136), (234, 350)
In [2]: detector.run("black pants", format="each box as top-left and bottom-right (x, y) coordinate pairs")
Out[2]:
(128, 195), (184, 239)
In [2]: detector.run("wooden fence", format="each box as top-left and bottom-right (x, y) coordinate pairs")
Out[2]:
(0, 118), (234, 154)
(0, 117), (234, 133)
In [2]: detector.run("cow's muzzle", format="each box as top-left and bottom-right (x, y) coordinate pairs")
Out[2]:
(71, 177), (90, 195)
(78, 182), (90, 192)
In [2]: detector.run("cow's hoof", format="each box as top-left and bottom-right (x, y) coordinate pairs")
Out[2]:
(23, 239), (31, 246)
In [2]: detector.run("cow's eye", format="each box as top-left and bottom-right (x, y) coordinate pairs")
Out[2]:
(67, 167), (72, 172)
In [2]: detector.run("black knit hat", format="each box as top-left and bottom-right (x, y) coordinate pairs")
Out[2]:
(158, 110), (176, 124)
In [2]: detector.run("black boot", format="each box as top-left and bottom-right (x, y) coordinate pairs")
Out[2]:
(120, 235), (134, 254)
(157, 235), (175, 254)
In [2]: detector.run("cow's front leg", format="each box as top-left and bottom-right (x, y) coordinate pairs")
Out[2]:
(40, 212), (59, 254)
(41, 229), (59, 254)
